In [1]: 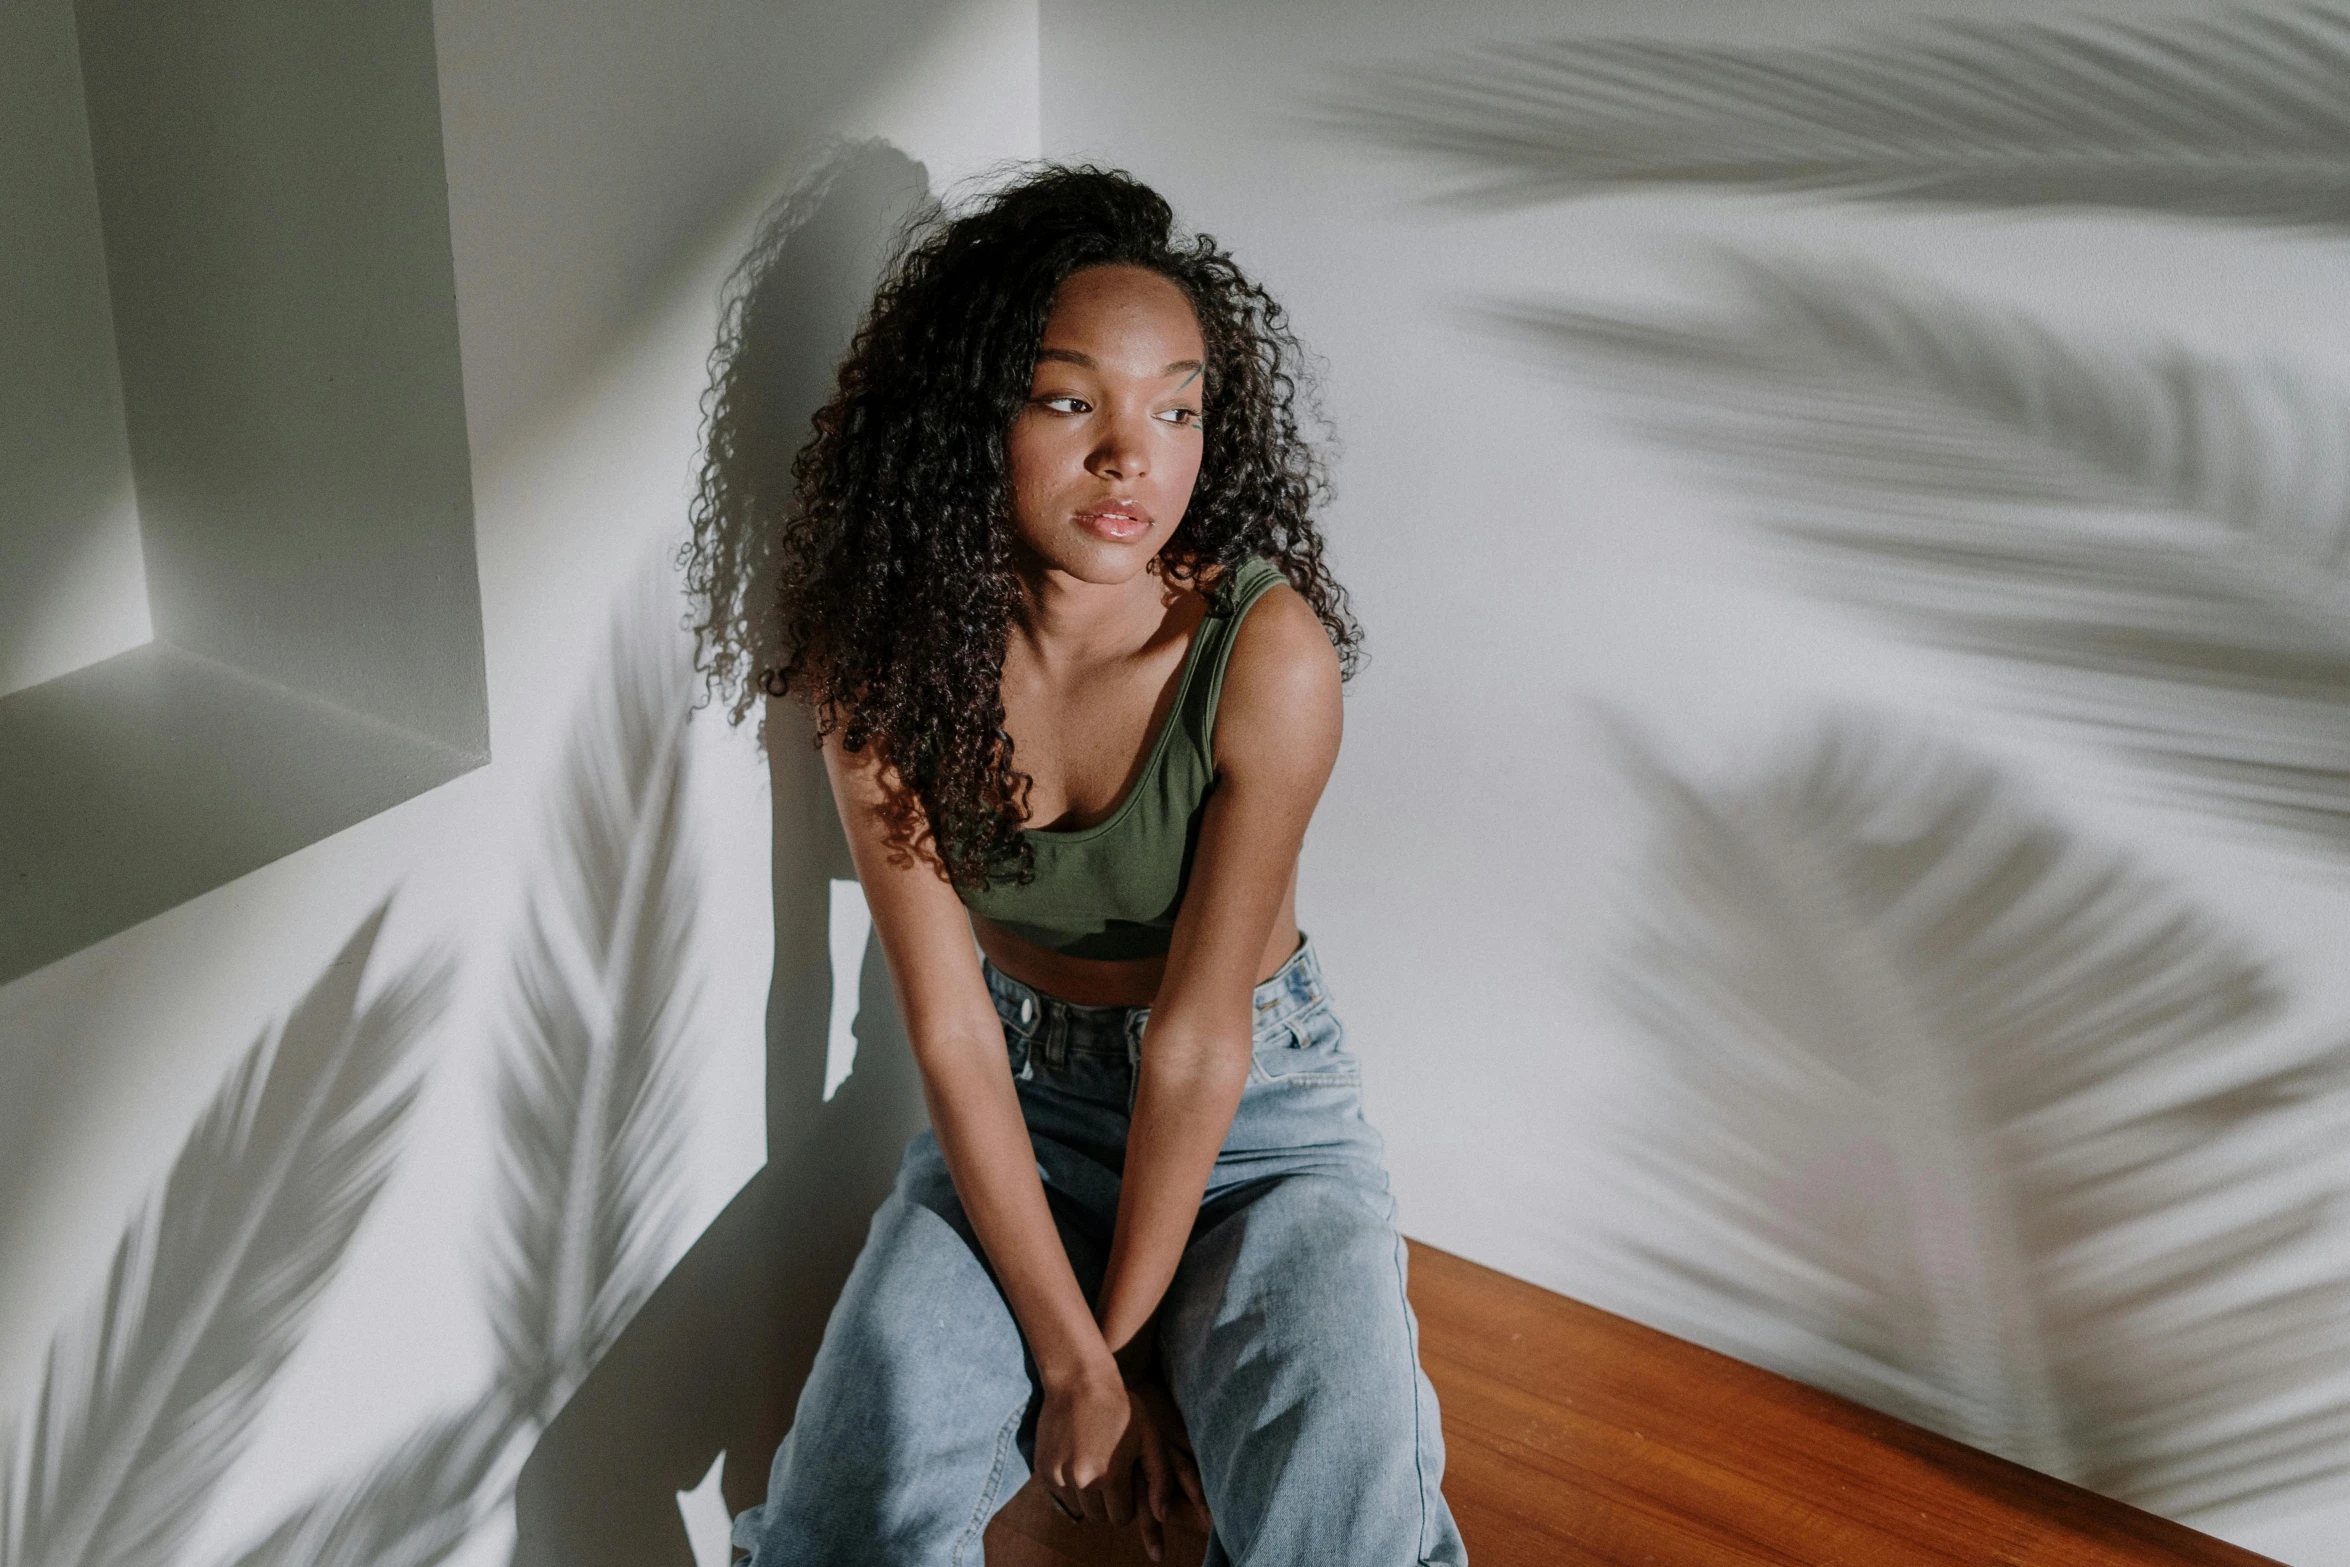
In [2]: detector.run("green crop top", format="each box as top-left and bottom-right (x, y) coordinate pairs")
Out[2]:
(958, 554), (1287, 960)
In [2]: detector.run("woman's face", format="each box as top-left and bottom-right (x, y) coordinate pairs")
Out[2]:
(1005, 264), (1208, 587)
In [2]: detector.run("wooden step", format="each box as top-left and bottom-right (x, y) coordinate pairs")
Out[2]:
(984, 1240), (2278, 1566)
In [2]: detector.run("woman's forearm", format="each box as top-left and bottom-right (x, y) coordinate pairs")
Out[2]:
(916, 1029), (1117, 1390)
(1095, 1024), (1253, 1359)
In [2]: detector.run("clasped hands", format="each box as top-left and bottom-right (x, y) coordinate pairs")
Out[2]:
(1034, 1334), (1208, 1562)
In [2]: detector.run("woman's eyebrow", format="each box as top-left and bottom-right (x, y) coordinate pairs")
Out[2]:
(1034, 347), (1205, 384)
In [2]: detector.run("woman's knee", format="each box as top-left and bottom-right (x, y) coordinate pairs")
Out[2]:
(1164, 1175), (1416, 1403)
(1183, 1172), (1400, 1307)
(831, 1183), (1015, 1372)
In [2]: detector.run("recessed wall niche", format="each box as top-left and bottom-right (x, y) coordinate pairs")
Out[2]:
(0, 0), (487, 985)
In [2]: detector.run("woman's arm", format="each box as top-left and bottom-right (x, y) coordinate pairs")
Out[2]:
(1094, 585), (1345, 1364)
(817, 724), (1125, 1436)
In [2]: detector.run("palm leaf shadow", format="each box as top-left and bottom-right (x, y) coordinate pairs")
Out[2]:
(1603, 714), (2350, 1516)
(0, 905), (451, 1567)
(1325, 4), (2350, 230)
(487, 561), (702, 1428)
(1500, 254), (2350, 860)
(214, 1393), (516, 1567)
(197, 561), (710, 1567)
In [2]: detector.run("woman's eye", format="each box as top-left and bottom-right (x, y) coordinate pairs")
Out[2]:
(1155, 407), (1201, 427)
(1036, 395), (1089, 414)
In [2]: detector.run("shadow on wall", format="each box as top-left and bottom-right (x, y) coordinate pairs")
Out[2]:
(0, 144), (933, 1566)
(509, 140), (935, 1567)
(0, 909), (455, 1567)
(1602, 712), (2350, 1518)
(2, 537), (789, 1567)
(1324, 5), (2350, 230)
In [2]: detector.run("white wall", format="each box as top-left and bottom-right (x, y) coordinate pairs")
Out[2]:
(0, 4), (1035, 1564)
(1045, 1), (2350, 1559)
(0, 0), (150, 698)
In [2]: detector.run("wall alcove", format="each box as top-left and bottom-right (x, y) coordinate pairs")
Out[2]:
(1, 0), (486, 985)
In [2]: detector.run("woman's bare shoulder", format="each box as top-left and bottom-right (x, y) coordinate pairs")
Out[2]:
(1214, 579), (1342, 772)
(1231, 578), (1339, 680)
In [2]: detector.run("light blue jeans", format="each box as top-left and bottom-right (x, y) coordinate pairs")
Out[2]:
(732, 935), (1466, 1565)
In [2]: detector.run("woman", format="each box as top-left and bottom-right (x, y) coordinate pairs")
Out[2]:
(686, 163), (1465, 1566)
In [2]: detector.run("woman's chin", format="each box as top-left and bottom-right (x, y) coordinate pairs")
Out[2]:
(1025, 530), (1164, 586)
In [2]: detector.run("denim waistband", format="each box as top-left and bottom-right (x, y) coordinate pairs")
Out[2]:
(981, 933), (1327, 1058)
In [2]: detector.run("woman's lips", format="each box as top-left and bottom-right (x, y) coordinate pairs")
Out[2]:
(1074, 504), (1151, 541)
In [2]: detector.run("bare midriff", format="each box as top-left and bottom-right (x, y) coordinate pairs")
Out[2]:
(970, 863), (1301, 1008)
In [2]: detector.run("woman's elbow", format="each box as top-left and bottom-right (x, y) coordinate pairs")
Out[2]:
(1139, 1024), (1253, 1096)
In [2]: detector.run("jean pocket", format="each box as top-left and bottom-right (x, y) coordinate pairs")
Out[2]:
(1247, 1002), (1360, 1086)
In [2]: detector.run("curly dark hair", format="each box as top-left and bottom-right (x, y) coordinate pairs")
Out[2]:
(681, 151), (1359, 890)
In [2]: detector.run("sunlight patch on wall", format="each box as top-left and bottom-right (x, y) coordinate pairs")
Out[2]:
(675, 1451), (732, 1567)
(854, 0), (1041, 195)
(0, 481), (151, 698)
(824, 878), (872, 1102)
(0, 0), (149, 699)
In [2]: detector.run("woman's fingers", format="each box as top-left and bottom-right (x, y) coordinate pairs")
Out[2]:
(1172, 1442), (1207, 1522)
(1138, 1418), (1173, 1523)
(1043, 1461), (1086, 1525)
(1136, 1380), (1209, 1524)
(1138, 1474), (1167, 1564)
(1099, 1455), (1138, 1527)
(1134, 1425), (1173, 1561)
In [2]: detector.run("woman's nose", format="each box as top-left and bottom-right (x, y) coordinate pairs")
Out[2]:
(1087, 412), (1151, 480)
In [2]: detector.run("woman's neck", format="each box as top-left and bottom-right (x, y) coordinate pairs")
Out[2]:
(1010, 558), (1188, 674)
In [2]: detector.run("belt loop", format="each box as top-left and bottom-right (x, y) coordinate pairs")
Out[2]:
(1041, 1003), (1068, 1070)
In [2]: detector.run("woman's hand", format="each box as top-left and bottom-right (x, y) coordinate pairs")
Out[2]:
(1132, 1377), (1209, 1557)
(1036, 1372), (1211, 1563)
(1035, 1362), (1134, 1530)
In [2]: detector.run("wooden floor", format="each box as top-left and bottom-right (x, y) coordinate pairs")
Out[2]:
(987, 1241), (2282, 1567)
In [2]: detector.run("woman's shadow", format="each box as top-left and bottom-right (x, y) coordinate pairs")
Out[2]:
(511, 139), (935, 1567)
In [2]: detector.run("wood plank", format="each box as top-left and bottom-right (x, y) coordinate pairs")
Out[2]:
(1408, 1241), (2282, 1567)
(987, 1240), (2279, 1565)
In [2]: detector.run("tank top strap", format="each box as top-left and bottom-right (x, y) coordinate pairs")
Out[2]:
(1177, 554), (1288, 763)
